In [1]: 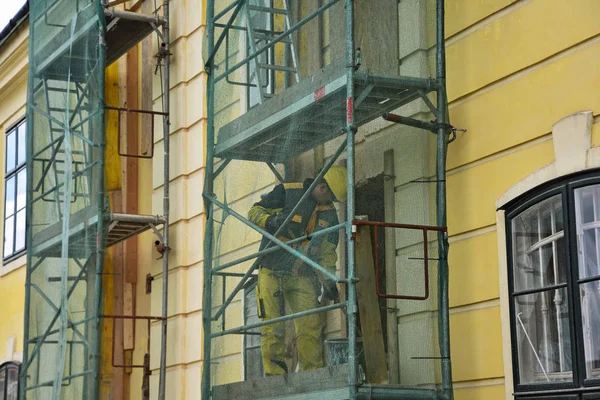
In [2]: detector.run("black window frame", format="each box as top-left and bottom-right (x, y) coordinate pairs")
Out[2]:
(3, 118), (27, 264)
(503, 169), (600, 398)
(0, 361), (20, 400)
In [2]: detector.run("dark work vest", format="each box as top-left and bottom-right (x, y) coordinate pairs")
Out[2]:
(259, 183), (338, 275)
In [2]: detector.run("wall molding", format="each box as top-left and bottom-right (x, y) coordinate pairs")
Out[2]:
(0, 336), (22, 365)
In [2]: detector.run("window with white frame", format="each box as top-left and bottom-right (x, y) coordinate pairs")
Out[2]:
(505, 173), (600, 398)
(3, 119), (26, 262)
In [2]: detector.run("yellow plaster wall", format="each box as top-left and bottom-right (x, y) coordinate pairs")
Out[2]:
(447, 139), (555, 236)
(589, 120), (600, 148)
(454, 384), (506, 400)
(449, 231), (498, 308)
(100, 62), (121, 399)
(0, 21), (28, 363)
(448, 39), (600, 170)
(142, 0), (216, 397)
(444, 0), (600, 101)
(442, 1), (600, 398)
(0, 267), (26, 355)
(442, 0), (516, 39)
(450, 306), (504, 382)
(131, 0), (600, 398)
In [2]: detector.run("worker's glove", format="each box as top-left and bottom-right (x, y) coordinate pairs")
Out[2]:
(265, 213), (289, 234)
(322, 279), (339, 302)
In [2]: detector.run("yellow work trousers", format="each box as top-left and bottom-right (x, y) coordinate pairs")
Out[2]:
(256, 267), (323, 375)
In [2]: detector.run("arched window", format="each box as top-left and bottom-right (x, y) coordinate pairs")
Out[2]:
(0, 362), (20, 400)
(502, 171), (600, 398)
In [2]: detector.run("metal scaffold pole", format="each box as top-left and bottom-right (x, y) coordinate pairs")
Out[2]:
(158, 1), (171, 399)
(344, 0), (358, 398)
(435, 0), (453, 398)
(200, 0), (453, 398)
(92, 1), (108, 398)
(201, 0), (216, 398)
(21, 0), (172, 397)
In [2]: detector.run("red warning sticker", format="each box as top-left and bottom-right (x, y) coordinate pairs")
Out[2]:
(347, 97), (353, 123)
(314, 87), (325, 100)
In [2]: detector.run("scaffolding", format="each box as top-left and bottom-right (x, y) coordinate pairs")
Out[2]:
(202, 0), (454, 399)
(20, 1), (171, 399)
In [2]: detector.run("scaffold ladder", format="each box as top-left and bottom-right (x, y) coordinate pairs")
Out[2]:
(245, 0), (300, 102)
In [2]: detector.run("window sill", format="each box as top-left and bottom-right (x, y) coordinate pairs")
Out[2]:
(515, 385), (600, 397)
(1, 251), (26, 277)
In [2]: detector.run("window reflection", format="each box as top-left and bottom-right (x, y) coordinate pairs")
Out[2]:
(3, 120), (26, 260)
(575, 185), (600, 379)
(511, 194), (572, 384)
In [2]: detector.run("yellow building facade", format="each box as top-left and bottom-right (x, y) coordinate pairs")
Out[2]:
(2, 0), (599, 399)
(445, 1), (600, 398)
(0, 12), (29, 377)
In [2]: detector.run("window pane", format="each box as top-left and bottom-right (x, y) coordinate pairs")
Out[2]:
(512, 195), (566, 291)
(4, 215), (14, 257)
(6, 131), (15, 172)
(580, 280), (600, 379)
(7, 365), (18, 400)
(17, 122), (26, 166)
(15, 209), (25, 252)
(514, 288), (573, 384)
(5, 176), (15, 217)
(580, 188), (597, 223)
(575, 185), (600, 279)
(247, 0), (273, 108)
(16, 170), (26, 211)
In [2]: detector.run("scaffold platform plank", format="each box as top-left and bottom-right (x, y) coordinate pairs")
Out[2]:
(34, 7), (160, 80)
(215, 59), (438, 163)
(104, 10), (157, 65)
(212, 364), (350, 400)
(31, 207), (164, 258)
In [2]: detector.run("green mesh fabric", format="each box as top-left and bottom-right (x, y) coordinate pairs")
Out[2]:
(23, 1), (105, 398)
(205, 0), (445, 394)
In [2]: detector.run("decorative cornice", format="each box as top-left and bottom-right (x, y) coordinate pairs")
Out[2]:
(496, 111), (595, 208)
(0, 30), (28, 104)
(0, 66), (27, 104)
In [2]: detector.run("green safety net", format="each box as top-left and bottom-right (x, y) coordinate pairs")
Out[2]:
(23, 0), (106, 398)
(205, 0), (446, 394)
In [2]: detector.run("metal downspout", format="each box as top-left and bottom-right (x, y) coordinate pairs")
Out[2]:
(158, 1), (171, 399)
(435, 0), (453, 398)
(93, 0), (108, 397)
(345, 0), (358, 398)
(201, 1), (216, 398)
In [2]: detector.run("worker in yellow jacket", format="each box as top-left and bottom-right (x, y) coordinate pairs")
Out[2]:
(248, 166), (347, 375)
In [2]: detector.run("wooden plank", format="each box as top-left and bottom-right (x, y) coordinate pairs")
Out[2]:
(298, 0), (322, 77)
(383, 150), (399, 384)
(355, 224), (388, 384)
(123, 282), (135, 350)
(124, 46), (139, 285)
(329, 0), (398, 75)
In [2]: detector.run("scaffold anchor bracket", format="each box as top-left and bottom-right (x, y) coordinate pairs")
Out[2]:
(154, 240), (171, 260)
(149, 223), (164, 243)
